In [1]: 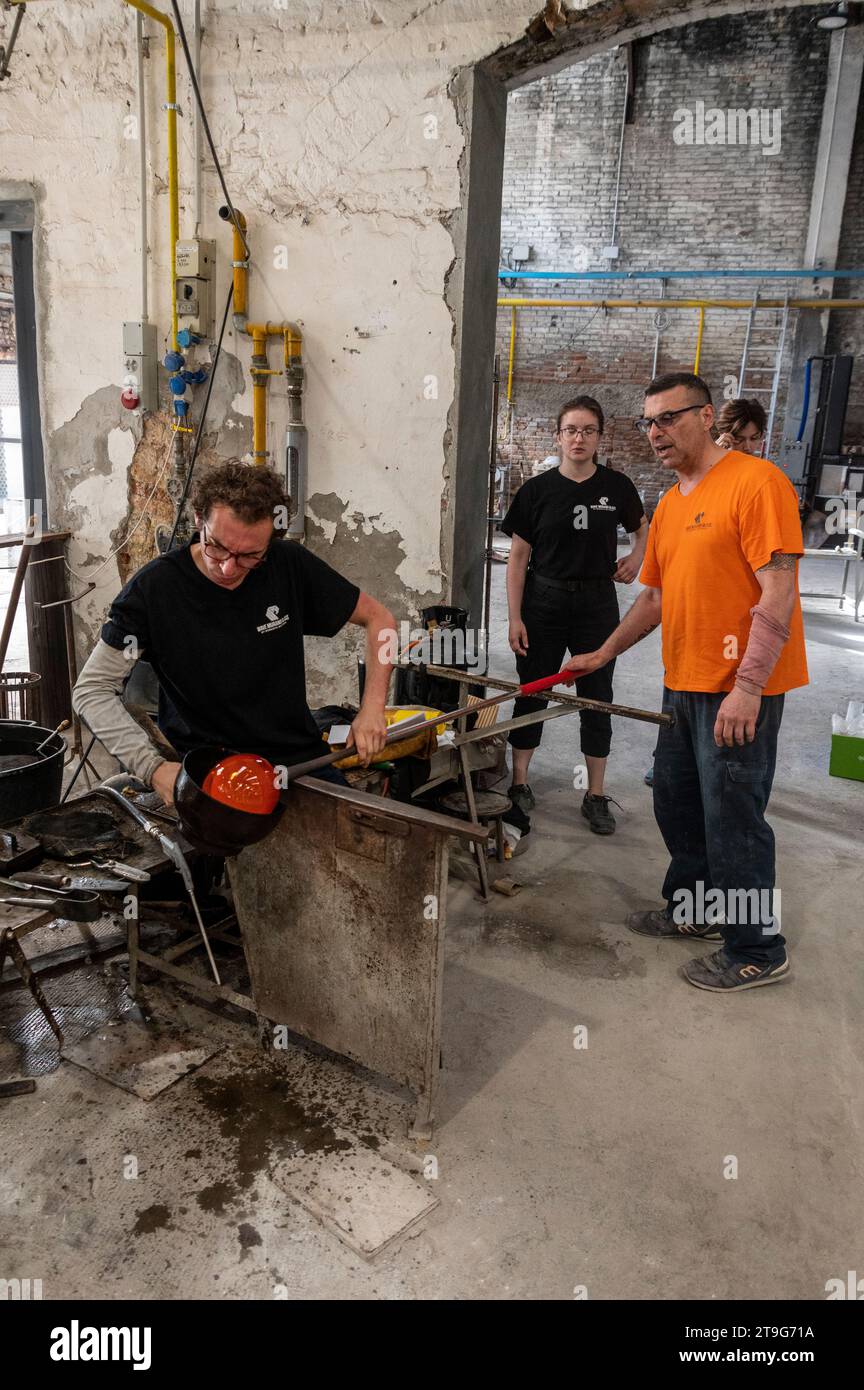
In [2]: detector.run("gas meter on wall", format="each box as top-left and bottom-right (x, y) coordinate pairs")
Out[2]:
(175, 238), (216, 338)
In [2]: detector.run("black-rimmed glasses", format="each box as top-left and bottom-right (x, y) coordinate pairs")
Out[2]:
(200, 524), (269, 570)
(635, 404), (703, 435)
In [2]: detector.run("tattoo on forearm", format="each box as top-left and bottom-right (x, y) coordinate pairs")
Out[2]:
(759, 552), (797, 571)
(636, 623), (659, 641)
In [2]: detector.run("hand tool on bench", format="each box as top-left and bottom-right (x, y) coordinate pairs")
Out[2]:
(64, 855), (151, 882)
(0, 875), (101, 922)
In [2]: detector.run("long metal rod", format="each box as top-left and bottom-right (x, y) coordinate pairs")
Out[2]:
(423, 663), (675, 723)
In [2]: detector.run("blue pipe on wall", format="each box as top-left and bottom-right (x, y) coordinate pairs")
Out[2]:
(497, 268), (864, 281)
(796, 359), (813, 444)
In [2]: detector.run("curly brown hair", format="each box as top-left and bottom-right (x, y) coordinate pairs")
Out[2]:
(190, 461), (289, 525)
(714, 397), (767, 438)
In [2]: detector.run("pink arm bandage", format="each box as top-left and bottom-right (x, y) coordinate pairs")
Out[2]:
(734, 605), (790, 695)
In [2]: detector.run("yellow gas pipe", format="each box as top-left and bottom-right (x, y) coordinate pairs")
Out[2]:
(693, 305), (705, 374)
(501, 296), (864, 405)
(245, 321), (304, 464)
(220, 208), (303, 465)
(122, 0), (180, 350)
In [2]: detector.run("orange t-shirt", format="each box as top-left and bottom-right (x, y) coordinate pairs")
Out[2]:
(639, 452), (808, 695)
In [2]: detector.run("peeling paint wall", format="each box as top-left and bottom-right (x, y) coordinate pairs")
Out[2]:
(1, 0), (544, 700)
(0, 0), (818, 704)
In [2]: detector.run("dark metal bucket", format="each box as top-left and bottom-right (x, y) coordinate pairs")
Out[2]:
(0, 720), (65, 821)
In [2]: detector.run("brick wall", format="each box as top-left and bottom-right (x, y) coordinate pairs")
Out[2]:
(496, 7), (862, 512)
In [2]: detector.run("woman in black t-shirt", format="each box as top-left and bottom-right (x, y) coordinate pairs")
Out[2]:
(501, 396), (648, 836)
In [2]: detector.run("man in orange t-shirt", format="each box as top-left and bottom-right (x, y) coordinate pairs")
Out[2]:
(567, 373), (807, 994)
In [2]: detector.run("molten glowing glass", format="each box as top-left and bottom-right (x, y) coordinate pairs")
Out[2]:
(202, 754), (279, 815)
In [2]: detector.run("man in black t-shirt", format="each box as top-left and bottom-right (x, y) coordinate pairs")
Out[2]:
(73, 462), (395, 805)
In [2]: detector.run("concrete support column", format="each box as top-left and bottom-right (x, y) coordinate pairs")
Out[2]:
(784, 24), (864, 442)
(444, 67), (506, 622)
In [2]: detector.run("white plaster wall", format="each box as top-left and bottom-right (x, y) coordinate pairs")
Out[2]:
(0, 0), (550, 632)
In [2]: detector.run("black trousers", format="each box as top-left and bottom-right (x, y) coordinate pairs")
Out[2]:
(509, 575), (619, 758)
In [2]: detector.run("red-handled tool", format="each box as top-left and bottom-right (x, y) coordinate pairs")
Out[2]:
(283, 668), (583, 783)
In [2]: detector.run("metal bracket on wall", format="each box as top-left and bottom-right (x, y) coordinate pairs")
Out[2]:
(0, 3), (27, 84)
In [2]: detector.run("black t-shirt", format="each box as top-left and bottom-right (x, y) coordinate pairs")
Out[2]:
(501, 464), (644, 580)
(102, 538), (360, 766)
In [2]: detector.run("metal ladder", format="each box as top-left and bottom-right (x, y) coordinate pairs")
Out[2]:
(738, 292), (790, 457)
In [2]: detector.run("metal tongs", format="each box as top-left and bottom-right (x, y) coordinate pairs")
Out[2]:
(0, 875), (101, 922)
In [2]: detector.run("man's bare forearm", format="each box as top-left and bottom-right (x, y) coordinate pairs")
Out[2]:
(361, 604), (395, 709)
(596, 588), (662, 662)
(506, 554), (529, 620)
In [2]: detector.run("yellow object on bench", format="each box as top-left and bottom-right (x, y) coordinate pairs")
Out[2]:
(327, 706), (446, 769)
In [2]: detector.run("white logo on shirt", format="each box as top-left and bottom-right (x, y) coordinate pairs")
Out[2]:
(257, 604), (291, 634)
(590, 496), (616, 512)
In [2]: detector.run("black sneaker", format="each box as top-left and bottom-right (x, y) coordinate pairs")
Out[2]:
(627, 909), (724, 942)
(581, 792), (620, 835)
(682, 949), (790, 992)
(507, 783), (536, 814)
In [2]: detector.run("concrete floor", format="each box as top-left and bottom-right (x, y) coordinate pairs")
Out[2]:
(1, 555), (862, 1300)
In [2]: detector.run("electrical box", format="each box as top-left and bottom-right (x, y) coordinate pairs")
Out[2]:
(602, 245), (620, 260)
(175, 238), (216, 338)
(122, 320), (158, 414)
(512, 243), (532, 263)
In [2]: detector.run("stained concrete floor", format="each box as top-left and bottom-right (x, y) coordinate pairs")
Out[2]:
(1, 555), (862, 1300)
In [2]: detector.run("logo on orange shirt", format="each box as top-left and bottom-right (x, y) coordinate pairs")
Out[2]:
(686, 510), (712, 532)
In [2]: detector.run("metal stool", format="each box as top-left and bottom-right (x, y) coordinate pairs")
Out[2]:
(438, 788), (512, 896)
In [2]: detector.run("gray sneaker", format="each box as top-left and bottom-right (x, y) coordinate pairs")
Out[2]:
(507, 783), (536, 813)
(682, 949), (790, 992)
(627, 909), (724, 942)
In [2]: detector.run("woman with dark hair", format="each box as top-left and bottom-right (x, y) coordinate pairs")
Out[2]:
(714, 398), (767, 455)
(502, 397), (648, 836)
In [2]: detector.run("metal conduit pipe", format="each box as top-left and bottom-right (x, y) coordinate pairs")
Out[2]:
(135, 9), (148, 323)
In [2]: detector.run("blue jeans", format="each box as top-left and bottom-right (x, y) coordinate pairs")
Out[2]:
(653, 688), (787, 965)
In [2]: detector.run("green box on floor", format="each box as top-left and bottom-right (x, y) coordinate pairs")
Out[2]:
(829, 733), (864, 782)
